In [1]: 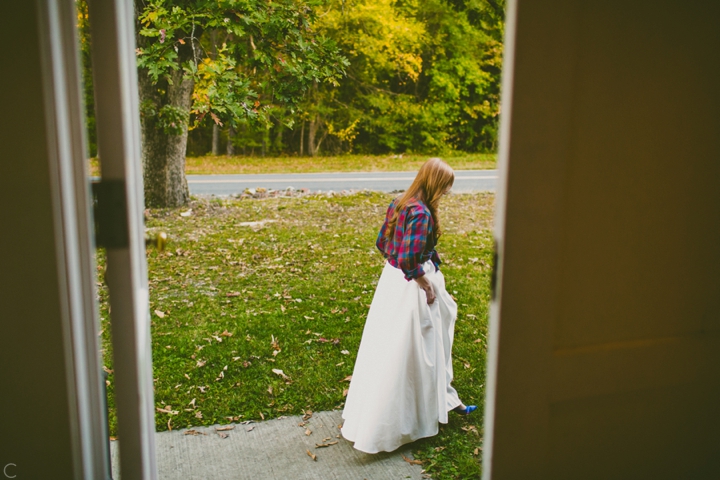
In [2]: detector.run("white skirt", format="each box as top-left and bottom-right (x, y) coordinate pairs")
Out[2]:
(341, 260), (461, 453)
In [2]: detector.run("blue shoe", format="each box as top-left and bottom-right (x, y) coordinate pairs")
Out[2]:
(453, 404), (477, 415)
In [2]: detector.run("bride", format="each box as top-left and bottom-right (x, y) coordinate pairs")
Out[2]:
(341, 158), (476, 454)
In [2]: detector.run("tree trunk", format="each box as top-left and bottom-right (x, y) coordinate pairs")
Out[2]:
(299, 121), (305, 156)
(308, 115), (318, 156)
(211, 124), (220, 155)
(138, 63), (193, 208)
(241, 123), (247, 155)
(274, 122), (283, 152)
(316, 128), (328, 155)
(136, 0), (196, 208)
(209, 30), (220, 157)
(227, 125), (235, 155)
(261, 124), (268, 157)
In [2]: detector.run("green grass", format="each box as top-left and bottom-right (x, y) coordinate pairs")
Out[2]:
(90, 153), (496, 177)
(98, 191), (494, 479)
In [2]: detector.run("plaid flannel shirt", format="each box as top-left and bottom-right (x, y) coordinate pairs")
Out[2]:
(376, 197), (442, 281)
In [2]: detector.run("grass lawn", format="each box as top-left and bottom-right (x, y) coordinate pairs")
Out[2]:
(90, 153), (496, 176)
(98, 191), (494, 479)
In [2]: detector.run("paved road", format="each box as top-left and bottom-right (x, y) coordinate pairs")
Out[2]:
(187, 170), (498, 195)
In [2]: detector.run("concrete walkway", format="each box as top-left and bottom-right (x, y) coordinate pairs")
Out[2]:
(110, 410), (425, 479)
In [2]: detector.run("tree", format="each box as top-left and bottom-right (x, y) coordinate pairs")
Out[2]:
(333, 0), (504, 154)
(286, 0), (504, 156)
(134, 0), (347, 207)
(77, 0), (98, 158)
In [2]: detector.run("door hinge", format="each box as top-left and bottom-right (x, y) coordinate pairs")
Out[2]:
(91, 180), (129, 249)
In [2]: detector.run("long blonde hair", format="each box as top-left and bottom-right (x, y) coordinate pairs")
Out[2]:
(385, 158), (455, 240)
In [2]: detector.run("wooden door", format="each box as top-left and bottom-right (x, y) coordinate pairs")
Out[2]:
(484, 1), (720, 478)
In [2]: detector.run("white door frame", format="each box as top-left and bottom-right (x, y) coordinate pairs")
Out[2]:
(86, 0), (159, 478)
(37, 0), (159, 478)
(36, 0), (111, 477)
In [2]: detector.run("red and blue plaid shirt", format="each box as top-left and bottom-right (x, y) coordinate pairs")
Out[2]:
(376, 197), (442, 281)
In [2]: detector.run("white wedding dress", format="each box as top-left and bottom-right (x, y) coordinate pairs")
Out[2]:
(341, 260), (461, 453)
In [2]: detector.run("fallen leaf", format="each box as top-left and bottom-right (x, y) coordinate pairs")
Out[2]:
(226, 292), (241, 297)
(188, 398), (196, 408)
(272, 368), (290, 380)
(343, 389), (349, 397)
(220, 330), (233, 337)
(340, 350), (350, 355)
(474, 447), (481, 456)
(315, 441), (338, 448)
(246, 426), (255, 432)
(305, 428), (312, 436)
(167, 418), (172, 431)
(217, 432), (229, 439)
(154, 310), (165, 318)
(473, 339), (482, 344)
(196, 360), (206, 368)
(306, 449), (317, 461)
(402, 455), (423, 465)
(156, 405), (179, 415)
(179, 209), (192, 217)
(259, 411), (265, 420)
(216, 425), (235, 432)
(195, 411), (203, 419)
(340, 375), (352, 382)
(302, 410), (313, 421)
(184, 429), (206, 436)
(298, 422), (306, 427)
(267, 386), (273, 395)
(102, 366), (113, 375)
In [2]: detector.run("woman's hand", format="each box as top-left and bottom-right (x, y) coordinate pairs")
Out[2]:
(415, 275), (436, 305)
